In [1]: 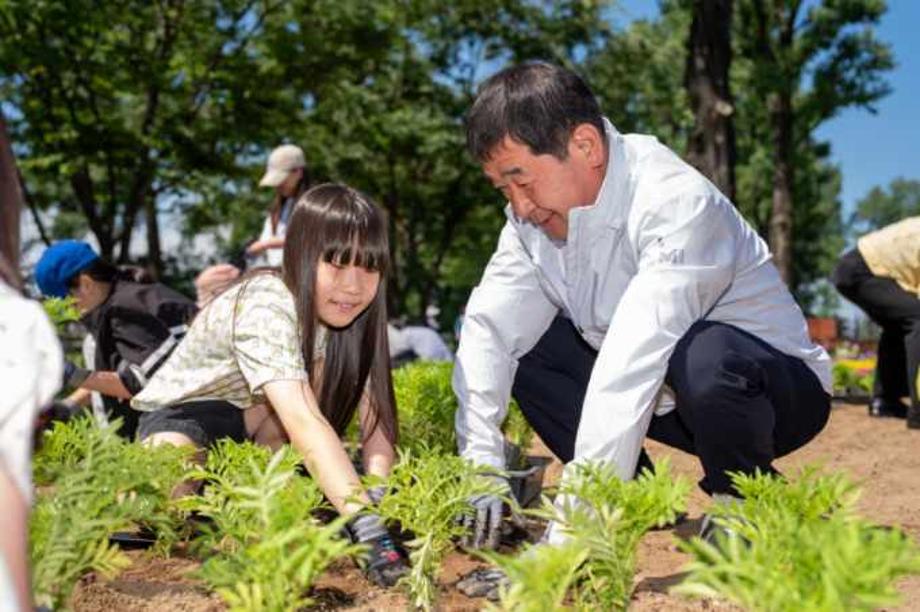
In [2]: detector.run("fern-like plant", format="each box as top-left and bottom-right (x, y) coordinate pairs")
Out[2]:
(481, 542), (588, 612)
(676, 467), (920, 611)
(393, 360), (533, 459)
(30, 416), (192, 608)
(373, 447), (507, 611)
(183, 442), (359, 611)
(41, 296), (80, 330)
(487, 457), (690, 611)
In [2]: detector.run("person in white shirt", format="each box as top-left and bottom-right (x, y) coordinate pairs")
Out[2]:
(247, 143), (311, 267)
(193, 144), (311, 307)
(0, 265), (63, 611)
(452, 62), (832, 552)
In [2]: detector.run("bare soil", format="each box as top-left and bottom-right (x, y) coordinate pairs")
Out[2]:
(71, 402), (920, 611)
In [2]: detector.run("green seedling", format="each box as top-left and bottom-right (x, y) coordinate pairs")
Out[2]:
(184, 442), (359, 611)
(41, 296), (80, 330)
(676, 467), (920, 611)
(481, 542), (588, 612)
(488, 457), (690, 611)
(373, 447), (507, 611)
(392, 360), (533, 455)
(30, 416), (192, 608)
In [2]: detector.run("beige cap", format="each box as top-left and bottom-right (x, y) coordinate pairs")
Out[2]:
(259, 144), (306, 187)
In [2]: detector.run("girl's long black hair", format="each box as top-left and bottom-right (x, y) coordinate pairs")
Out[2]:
(282, 183), (397, 445)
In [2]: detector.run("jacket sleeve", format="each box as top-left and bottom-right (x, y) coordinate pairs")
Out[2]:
(112, 285), (197, 395)
(452, 222), (559, 470)
(568, 193), (739, 482)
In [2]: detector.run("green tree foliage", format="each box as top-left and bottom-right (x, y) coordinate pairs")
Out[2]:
(3, 0), (896, 316)
(588, 1), (694, 152)
(849, 178), (920, 236)
(0, 0), (297, 277)
(732, 0), (893, 286)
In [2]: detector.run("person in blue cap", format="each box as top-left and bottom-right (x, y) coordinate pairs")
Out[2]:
(34, 240), (197, 438)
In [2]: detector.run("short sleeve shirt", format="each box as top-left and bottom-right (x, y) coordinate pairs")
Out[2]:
(132, 274), (318, 411)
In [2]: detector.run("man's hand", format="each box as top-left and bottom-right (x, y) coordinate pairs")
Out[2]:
(461, 479), (510, 549)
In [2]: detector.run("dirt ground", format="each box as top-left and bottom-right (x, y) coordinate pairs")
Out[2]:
(71, 402), (920, 611)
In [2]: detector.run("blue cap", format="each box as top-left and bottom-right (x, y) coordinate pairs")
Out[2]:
(34, 240), (100, 298)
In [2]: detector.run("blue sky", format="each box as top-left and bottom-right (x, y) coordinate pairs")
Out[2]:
(615, 0), (919, 220)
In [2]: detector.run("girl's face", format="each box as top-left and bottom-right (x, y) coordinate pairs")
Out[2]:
(314, 260), (381, 328)
(277, 168), (303, 199)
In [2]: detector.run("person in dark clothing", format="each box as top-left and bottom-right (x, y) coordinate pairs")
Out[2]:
(34, 240), (197, 438)
(832, 217), (920, 429)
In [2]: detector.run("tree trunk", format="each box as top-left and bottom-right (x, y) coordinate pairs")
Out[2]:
(768, 90), (794, 285)
(70, 166), (115, 258)
(144, 195), (162, 280)
(0, 117), (23, 286)
(685, 0), (737, 202)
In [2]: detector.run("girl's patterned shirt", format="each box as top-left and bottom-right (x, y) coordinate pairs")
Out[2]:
(132, 273), (322, 411)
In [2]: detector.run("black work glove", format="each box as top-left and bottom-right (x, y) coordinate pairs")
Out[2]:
(36, 399), (81, 433)
(48, 399), (81, 422)
(345, 513), (408, 587)
(456, 567), (508, 601)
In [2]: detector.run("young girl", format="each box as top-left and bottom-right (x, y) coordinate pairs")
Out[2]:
(132, 183), (406, 586)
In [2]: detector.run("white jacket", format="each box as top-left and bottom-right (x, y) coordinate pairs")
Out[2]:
(453, 120), (831, 484)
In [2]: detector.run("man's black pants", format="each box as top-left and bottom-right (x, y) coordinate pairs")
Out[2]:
(511, 317), (830, 494)
(832, 248), (920, 411)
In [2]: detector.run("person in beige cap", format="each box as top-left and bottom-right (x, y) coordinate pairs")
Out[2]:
(193, 144), (311, 307)
(247, 144), (311, 266)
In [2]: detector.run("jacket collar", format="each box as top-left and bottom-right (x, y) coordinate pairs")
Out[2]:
(80, 280), (118, 329)
(568, 118), (631, 232)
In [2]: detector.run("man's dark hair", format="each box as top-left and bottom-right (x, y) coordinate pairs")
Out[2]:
(466, 62), (604, 162)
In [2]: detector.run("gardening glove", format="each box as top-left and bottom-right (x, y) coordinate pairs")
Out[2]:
(366, 484), (388, 505)
(456, 567), (508, 601)
(461, 478), (510, 550)
(345, 513), (408, 588)
(48, 398), (81, 422)
(62, 359), (91, 389)
(35, 399), (81, 433)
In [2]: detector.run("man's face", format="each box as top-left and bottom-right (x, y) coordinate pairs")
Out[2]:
(482, 130), (605, 241)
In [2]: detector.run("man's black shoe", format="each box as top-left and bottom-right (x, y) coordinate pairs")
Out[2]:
(907, 406), (920, 430)
(868, 398), (908, 419)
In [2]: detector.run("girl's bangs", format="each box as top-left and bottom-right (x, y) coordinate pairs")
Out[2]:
(321, 223), (388, 272)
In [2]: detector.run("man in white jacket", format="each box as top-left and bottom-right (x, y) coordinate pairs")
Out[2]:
(453, 62), (832, 551)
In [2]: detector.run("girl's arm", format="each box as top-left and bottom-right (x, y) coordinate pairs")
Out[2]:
(262, 379), (370, 516)
(359, 394), (395, 479)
